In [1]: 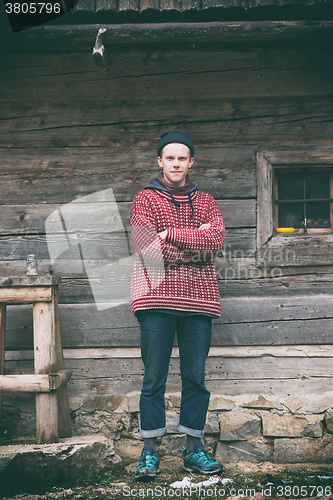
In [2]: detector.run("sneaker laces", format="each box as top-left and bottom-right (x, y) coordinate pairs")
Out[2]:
(187, 448), (219, 469)
(137, 450), (159, 471)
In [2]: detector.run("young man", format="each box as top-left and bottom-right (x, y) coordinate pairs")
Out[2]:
(130, 131), (225, 481)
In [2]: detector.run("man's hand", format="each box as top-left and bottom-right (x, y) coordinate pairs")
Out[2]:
(198, 222), (211, 230)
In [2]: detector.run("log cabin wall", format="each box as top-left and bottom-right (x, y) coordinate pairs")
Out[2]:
(1, 21), (333, 441)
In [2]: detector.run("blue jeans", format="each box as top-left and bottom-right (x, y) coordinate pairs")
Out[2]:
(137, 311), (212, 438)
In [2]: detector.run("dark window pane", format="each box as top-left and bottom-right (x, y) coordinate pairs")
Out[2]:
(278, 202), (304, 228)
(278, 172), (303, 200)
(306, 201), (330, 228)
(305, 171), (330, 199)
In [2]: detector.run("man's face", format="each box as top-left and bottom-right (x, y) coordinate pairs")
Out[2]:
(158, 143), (194, 187)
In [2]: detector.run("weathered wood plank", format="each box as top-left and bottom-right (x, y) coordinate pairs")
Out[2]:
(217, 294), (333, 324)
(1, 47), (332, 100)
(0, 304), (5, 427)
(96, 0), (117, 10)
(257, 152), (273, 249)
(72, 0), (95, 10)
(0, 147), (256, 203)
(41, 273), (333, 305)
(0, 199), (256, 235)
(0, 287), (52, 303)
(41, 375), (333, 397)
(4, 258), (333, 284)
(2, 22), (333, 53)
(6, 344), (333, 361)
(1, 49), (333, 116)
(0, 374), (49, 391)
(4, 300), (333, 350)
(258, 234), (333, 267)
(0, 228), (255, 262)
(4, 374), (333, 399)
(5, 356), (333, 382)
(54, 288), (72, 438)
(1, 96), (333, 147)
(0, 373), (72, 392)
(33, 293), (58, 443)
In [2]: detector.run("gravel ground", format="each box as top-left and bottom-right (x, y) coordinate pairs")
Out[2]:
(2, 459), (333, 500)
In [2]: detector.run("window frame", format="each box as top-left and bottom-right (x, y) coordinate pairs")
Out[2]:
(256, 148), (333, 268)
(274, 167), (333, 234)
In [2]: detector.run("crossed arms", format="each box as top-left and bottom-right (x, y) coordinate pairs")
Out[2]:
(131, 193), (225, 265)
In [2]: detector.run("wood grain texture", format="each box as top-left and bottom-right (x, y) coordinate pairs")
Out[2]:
(0, 304), (5, 427)
(0, 287), (52, 303)
(4, 295), (333, 350)
(54, 288), (72, 437)
(33, 292), (58, 443)
(0, 199), (255, 237)
(0, 373), (72, 392)
(3, 23), (333, 52)
(8, 344), (333, 361)
(1, 47), (333, 149)
(257, 234), (333, 267)
(5, 355), (333, 397)
(0, 147), (255, 203)
(6, 259), (333, 282)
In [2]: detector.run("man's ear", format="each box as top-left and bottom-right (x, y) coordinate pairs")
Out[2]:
(189, 157), (194, 168)
(157, 156), (163, 168)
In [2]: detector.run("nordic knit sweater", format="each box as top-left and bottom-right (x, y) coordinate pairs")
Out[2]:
(130, 185), (225, 316)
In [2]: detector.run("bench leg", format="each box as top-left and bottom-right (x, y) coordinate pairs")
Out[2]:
(54, 288), (72, 438)
(33, 296), (58, 444)
(0, 304), (5, 431)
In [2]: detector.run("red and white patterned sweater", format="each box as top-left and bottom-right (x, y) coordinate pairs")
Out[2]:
(130, 188), (225, 316)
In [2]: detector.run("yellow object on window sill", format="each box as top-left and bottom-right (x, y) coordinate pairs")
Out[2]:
(276, 228), (295, 233)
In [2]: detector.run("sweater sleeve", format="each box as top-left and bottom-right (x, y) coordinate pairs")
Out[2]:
(166, 197), (225, 252)
(131, 193), (193, 265)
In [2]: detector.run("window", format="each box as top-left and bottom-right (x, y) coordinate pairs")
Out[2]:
(256, 148), (333, 267)
(275, 168), (333, 233)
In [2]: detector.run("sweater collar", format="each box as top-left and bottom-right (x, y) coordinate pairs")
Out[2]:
(144, 173), (197, 219)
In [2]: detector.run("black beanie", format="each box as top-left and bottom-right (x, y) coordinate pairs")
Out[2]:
(157, 131), (194, 157)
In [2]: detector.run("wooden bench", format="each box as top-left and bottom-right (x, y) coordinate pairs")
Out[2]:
(0, 276), (72, 444)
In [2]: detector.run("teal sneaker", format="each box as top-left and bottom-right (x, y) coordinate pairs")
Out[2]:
(135, 446), (160, 482)
(182, 446), (223, 475)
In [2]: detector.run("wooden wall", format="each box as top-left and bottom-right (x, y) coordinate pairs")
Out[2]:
(1, 33), (333, 417)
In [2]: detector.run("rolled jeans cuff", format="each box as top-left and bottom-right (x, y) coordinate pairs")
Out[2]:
(177, 424), (204, 438)
(140, 427), (166, 438)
